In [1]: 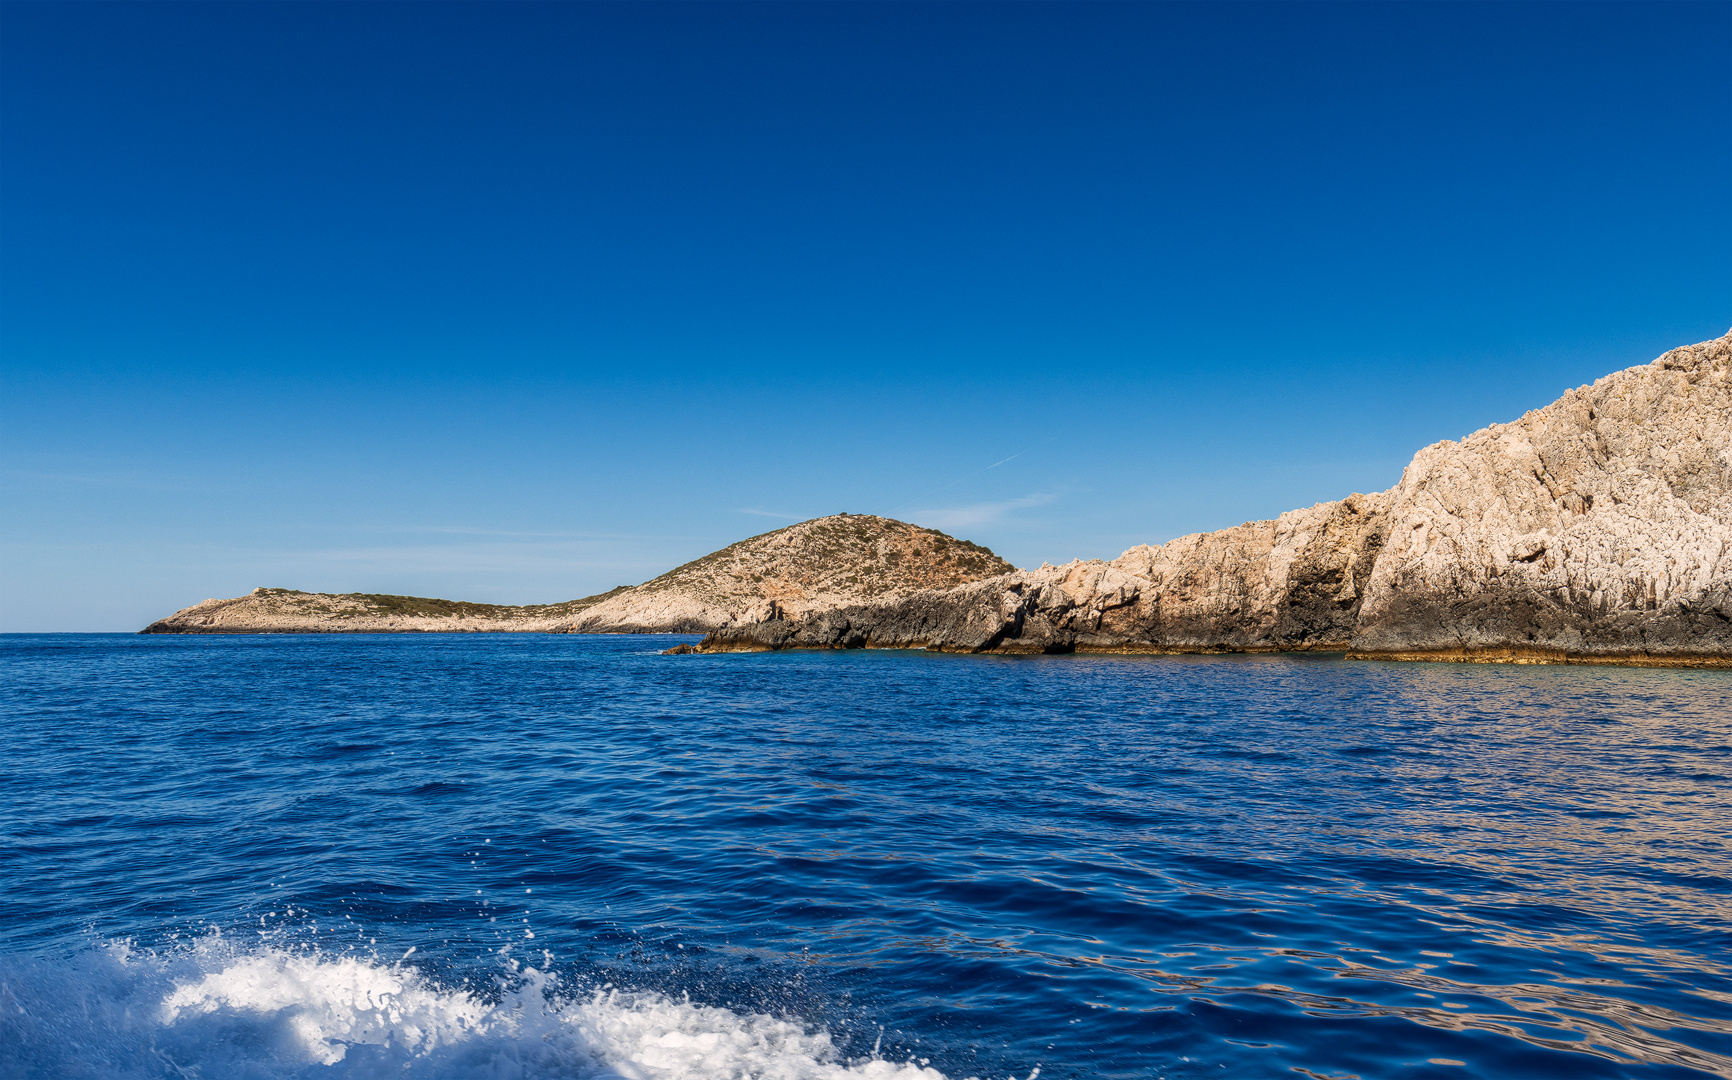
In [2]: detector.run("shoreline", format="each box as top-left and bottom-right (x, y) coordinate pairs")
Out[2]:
(133, 331), (1732, 669)
(683, 637), (1732, 668)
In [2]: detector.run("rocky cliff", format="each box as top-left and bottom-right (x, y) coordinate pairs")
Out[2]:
(1349, 328), (1731, 664)
(140, 515), (1012, 635)
(682, 493), (1394, 655)
(693, 330), (1732, 667)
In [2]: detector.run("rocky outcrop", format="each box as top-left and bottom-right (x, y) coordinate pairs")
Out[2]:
(141, 516), (1012, 635)
(1347, 329), (1731, 665)
(693, 330), (1732, 667)
(1112, 490), (1393, 650)
(695, 493), (1393, 654)
(558, 515), (1013, 632)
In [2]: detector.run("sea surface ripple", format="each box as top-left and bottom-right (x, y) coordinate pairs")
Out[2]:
(1, 633), (1728, 1079)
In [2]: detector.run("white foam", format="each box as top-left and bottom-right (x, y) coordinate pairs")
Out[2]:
(0, 939), (964, 1079)
(158, 949), (491, 1065)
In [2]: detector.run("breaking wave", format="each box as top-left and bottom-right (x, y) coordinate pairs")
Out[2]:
(0, 939), (963, 1079)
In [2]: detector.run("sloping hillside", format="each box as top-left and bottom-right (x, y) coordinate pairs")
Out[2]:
(140, 586), (629, 633)
(139, 515), (1013, 634)
(564, 514), (1013, 632)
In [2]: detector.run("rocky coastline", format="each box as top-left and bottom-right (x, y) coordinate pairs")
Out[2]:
(690, 330), (1732, 668)
(144, 331), (1731, 668)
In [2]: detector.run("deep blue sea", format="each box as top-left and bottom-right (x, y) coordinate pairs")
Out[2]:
(2, 634), (1729, 1080)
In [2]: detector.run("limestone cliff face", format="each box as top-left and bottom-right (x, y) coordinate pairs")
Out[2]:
(695, 330), (1732, 666)
(560, 515), (1012, 633)
(1113, 490), (1393, 650)
(1348, 330), (1732, 663)
(690, 493), (1392, 654)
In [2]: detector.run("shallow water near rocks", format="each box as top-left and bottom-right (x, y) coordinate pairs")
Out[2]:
(1, 633), (1729, 1079)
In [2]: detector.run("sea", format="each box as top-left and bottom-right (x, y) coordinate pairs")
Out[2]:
(1, 633), (1728, 1080)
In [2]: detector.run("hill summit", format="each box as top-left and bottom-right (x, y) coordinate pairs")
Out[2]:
(564, 514), (1013, 632)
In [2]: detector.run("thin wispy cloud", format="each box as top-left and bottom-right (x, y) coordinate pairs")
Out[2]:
(294, 543), (666, 576)
(905, 492), (1056, 532)
(7, 538), (674, 590)
(392, 525), (711, 541)
(735, 508), (804, 520)
(931, 442), (1047, 493)
(113, 539), (667, 576)
(888, 438), (1058, 518)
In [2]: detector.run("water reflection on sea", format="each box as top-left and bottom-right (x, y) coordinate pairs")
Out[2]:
(0, 635), (1727, 1079)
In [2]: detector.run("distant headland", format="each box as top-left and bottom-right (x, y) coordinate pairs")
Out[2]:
(144, 330), (1732, 668)
(140, 516), (1013, 636)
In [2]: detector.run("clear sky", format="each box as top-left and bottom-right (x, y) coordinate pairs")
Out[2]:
(2, 1), (1727, 632)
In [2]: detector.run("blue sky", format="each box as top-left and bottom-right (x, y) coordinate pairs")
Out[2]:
(2, 1), (1727, 631)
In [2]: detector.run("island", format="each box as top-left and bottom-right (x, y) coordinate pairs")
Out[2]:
(145, 329), (1732, 668)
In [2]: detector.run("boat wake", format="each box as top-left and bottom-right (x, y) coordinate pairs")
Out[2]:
(0, 939), (958, 1079)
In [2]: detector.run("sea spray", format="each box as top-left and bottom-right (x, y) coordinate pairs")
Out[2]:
(2, 939), (959, 1079)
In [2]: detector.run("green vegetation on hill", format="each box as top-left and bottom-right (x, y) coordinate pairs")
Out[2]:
(255, 586), (631, 619)
(637, 514), (1012, 602)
